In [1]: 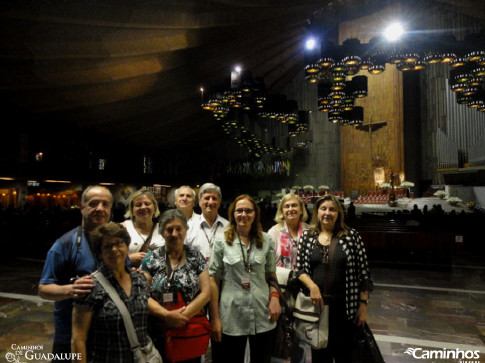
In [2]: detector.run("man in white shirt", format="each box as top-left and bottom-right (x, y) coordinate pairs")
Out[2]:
(186, 182), (228, 261)
(174, 185), (199, 228)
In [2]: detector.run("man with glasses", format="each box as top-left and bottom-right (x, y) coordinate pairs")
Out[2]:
(38, 185), (112, 360)
(186, 183), (228, 261)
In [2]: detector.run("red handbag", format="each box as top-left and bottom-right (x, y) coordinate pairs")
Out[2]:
(163, 292), (211, 362)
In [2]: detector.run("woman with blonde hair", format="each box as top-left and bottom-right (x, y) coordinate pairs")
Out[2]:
(268, 193), (309, 363)
(122, 188), (164, 266)
(268, 193), (309, 271)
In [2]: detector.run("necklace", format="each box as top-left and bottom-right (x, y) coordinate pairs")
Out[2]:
(315, 240), (330, 264)
(166, 248), (185, 289)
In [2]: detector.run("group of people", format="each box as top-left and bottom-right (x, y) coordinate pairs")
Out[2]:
(38, 182), (373, 363)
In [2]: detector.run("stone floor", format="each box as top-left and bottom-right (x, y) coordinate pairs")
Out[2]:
(0, 256), (484, 363)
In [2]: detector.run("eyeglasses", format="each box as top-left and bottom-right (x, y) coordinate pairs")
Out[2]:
(235, 208), (255, 215)
(101, 240), (126, 251)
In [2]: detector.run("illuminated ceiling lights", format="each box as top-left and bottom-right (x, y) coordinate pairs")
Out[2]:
(303, 20), (485, 117)
(201, 66), (310, 155)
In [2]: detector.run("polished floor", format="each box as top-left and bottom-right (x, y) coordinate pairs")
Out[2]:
(0, 256), (484, 363)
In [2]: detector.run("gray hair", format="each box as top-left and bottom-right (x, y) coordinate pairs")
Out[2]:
(81, 185), (113, 205)
(198, 182), (222, 200)
(175, 185), (196, 199)
(158, 209), (188, 234)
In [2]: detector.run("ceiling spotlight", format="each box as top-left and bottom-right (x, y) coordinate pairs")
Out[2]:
(384, 22), (405, 42)
(305, 37), (317, 50)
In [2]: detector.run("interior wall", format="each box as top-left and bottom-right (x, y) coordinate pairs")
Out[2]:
(338, 7), (405, 196)
(282, 69), (341, 192)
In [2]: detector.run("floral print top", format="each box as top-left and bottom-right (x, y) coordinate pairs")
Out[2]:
(267, 221), (310, 270)
(141, 245), (207, 305)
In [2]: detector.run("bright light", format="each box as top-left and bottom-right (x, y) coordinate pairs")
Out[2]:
(200, 87), (204, 92)
(384, 22), (405, 42)
(234, 65), (242, 73)
(305, 38), (317, 50)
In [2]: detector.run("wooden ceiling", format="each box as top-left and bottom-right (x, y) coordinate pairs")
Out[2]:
(0, 0), (483, 164)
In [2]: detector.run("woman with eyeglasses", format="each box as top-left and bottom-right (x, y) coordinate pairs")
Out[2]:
(209, 194), (281, 363)
(296, 194), (373, 363)
(72, 222), (155, 362)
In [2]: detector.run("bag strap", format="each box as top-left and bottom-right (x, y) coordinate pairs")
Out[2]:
(139, 222), (157, 252)
(323, 237), (338, 301)
(93, 271), (140, 350)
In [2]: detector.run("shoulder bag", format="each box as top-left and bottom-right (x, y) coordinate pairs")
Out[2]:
(293, 237), (337, 350)
(271, 275), (299, 359)
(162, 291), (211, 363)
(93, 271), (163, 363)
(161, 251), (211, 363)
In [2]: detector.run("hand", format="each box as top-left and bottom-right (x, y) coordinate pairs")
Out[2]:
(310, 284), (324, 310)
(268, 296), (281, 323)
(165, 307), (189, 328)
(210, 317), (222, 342)
(71, 275), (94, 299)
(354, 303), (367, 327)
(129, 252), (147, 266)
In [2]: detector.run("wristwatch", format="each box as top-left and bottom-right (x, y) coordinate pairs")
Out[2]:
(359, 299), (368, 305)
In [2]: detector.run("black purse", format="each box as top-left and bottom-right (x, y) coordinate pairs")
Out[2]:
(351, 323), (385, 363)
(272, 292), (299, 359)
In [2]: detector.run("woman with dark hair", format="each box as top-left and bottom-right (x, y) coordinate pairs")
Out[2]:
(72, 222), (154, 362)
(209, 194), (281, 363)
(141, 209), (210, 363)
(296, 194), (373, 363)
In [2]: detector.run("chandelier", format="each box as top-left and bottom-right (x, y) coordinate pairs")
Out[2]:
(305, 34), (485, 120)
(202, 70), (311, 157)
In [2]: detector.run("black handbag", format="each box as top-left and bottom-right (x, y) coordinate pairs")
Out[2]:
(351, 323), (385, 363)
(270, 279), (299, 359)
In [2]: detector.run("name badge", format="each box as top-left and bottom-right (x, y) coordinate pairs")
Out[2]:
(163, 292), (174, 303)
(241, 275), (250, 290)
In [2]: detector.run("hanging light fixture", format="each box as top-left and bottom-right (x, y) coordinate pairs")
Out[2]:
(319, 40), (337, 69)
(351, 75), (368, 98)
(331, 81), (346, 91)
(342, 38), (362, 67)
(413, 60), (427, 70)
(285, 100), (299, 124)
(288, 123), (299, 137)
(451, 57), (467, 68)
(297, 111), (309, 133)
(396, 62), (414, 71)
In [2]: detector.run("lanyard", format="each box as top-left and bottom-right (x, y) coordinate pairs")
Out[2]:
(201, 222), (220, 248)
(237, 235), (252, 273)
(165, 248), (185, 289)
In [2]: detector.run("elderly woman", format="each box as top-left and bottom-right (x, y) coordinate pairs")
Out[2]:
(209, 194), (281, 363)
(296, 195), (373, 363)
(267, 193), (309, 363)
(122, 188), (164, 266)
(141, 209), (210, 363)
(268, 193), (309, 271)
(72, 222), (153, 362)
